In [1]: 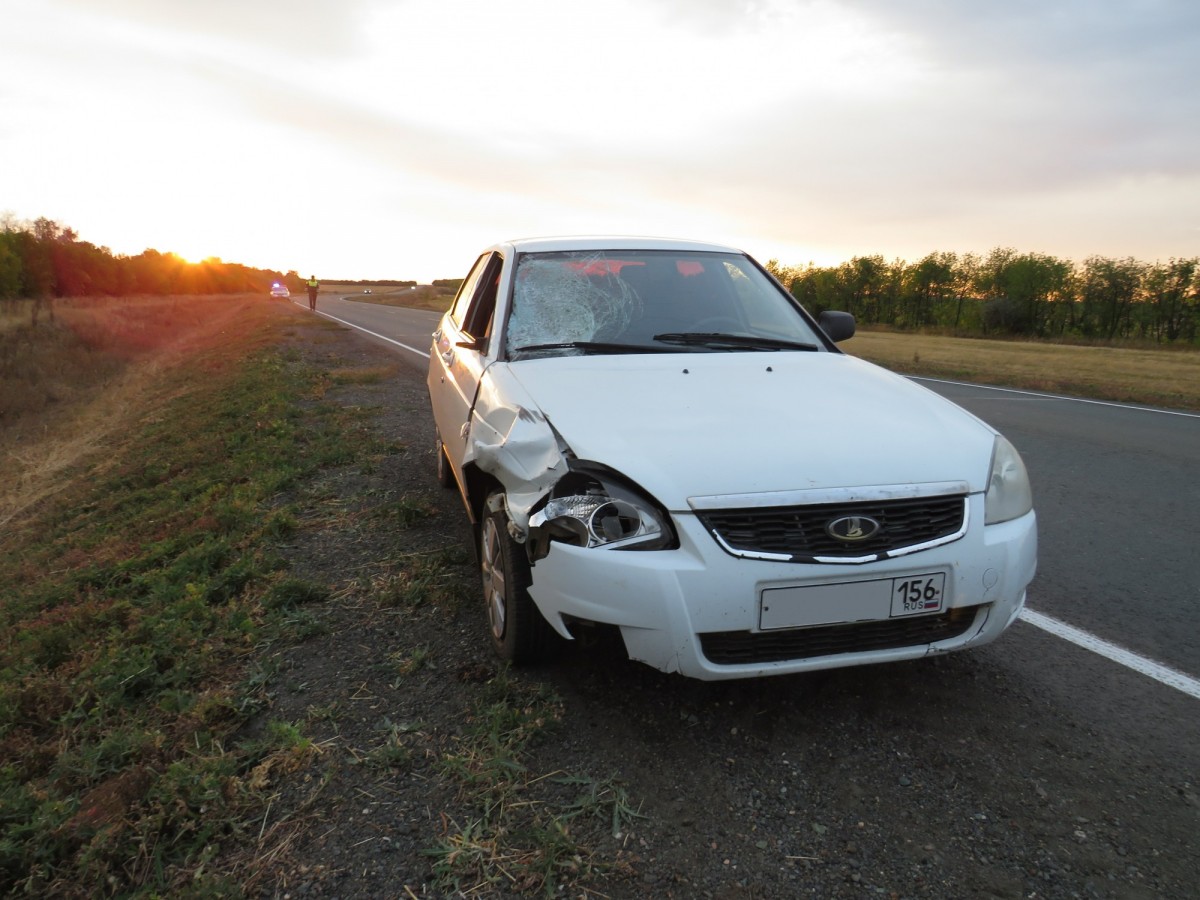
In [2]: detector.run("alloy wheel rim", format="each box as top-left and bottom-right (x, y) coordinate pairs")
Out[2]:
(481, 518), (506, 639)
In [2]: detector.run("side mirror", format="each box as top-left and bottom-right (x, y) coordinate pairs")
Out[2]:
(818, 310), (856, 343)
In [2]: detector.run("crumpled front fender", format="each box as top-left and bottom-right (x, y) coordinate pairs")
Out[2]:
(463, 365), (568, 536)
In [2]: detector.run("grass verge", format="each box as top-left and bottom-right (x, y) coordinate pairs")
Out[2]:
(0, 299), (383, 895)
(426, 669), (641, 896)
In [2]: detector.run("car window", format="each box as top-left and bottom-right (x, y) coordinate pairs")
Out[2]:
(462, 256), (501, 342)
(448, 252), (503, 349)
(721, 258), (812, 338)
(448, 254), (489, 330)
(504, 250), (824, 356)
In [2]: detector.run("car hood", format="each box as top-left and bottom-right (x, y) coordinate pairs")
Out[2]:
(501, 352), (996, 509)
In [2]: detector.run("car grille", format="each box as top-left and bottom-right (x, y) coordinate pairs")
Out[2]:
(699, 605), (984, 666)
(696, 494), (967, 562)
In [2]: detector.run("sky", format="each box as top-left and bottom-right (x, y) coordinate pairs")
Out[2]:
(2, 0), (1198, 283)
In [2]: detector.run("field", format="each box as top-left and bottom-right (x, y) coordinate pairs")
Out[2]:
(843, 328), (1200, 411)
(2, 295), (1197, 896)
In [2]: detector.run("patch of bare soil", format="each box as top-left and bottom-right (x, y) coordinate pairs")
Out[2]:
(238, 309), (1199, 899)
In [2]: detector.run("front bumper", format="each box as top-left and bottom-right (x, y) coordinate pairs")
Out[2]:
(526, 495), (1036, 680)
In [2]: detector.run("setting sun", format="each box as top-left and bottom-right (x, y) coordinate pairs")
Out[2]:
(171, 250), (216, 265)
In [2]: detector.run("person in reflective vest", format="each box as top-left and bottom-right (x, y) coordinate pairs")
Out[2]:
(306, 275), (319, 311)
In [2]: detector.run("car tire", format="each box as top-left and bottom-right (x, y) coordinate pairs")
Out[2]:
(435, 435), (455, 489)
(480, 494), (560, 664)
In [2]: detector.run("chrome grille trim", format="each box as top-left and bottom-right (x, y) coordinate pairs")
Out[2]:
(696, 492), (969, 565)
(688, 480), (970, 512)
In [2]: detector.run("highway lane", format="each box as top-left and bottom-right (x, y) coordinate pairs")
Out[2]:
(916, 378), (1200, 678)
(309, 294), (1200, 684)
(306, 292), (439, 367)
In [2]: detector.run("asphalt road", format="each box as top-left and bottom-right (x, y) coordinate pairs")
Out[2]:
(912, 378), (1200, 681)
(306, 291), (440, 361)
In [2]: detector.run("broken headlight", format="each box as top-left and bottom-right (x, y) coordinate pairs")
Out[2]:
(528, 464), (675, 560)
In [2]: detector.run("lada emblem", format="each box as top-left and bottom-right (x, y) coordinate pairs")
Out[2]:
(826, 515), (881, 543)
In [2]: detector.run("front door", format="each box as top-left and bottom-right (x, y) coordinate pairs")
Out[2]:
(428, 252), (503, 496)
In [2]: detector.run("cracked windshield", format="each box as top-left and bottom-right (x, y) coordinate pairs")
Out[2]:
(505, 250), (824, 357)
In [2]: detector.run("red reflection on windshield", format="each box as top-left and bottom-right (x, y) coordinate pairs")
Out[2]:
(566, 259), (707, 276)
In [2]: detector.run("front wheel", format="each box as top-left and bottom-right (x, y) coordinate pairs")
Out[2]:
(480, 494), (560, 664)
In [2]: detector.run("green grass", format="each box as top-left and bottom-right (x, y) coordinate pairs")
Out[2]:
(369, 549), (463, 610)
(426, 669), (637, 897)
(0, 307), (381, 895)
(0, 297), (648, 897)
(362, 718), (424, 770)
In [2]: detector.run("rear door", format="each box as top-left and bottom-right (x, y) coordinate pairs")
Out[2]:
(428, 252), (503, 491)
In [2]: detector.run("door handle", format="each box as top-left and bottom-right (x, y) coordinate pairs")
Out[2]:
(441, 348), (455, 366)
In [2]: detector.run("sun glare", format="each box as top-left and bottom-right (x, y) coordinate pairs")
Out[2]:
(172, 250), (219, 265)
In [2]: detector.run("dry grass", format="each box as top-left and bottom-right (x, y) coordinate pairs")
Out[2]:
(0, 294), (277, 528)
(843, 329), (1200, 410)
(328, 363), (402, 385)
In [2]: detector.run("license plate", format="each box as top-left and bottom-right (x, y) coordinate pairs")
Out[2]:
(890, 573), (946, 617)
(760, 572), (946, 630)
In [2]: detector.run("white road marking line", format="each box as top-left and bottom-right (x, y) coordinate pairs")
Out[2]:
(312, 308), (431, 359)
(912, 376), (1200, 419)
(1019, 608), (1200, 700)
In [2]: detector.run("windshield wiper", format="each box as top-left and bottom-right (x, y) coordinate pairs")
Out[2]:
(510, 341), (677, 358)
(651, 332), (819, 352)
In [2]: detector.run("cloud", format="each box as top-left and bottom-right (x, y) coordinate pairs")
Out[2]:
(714, 1), (1200, 210)
(838, 0), (1200, 64)
(178, 0), (1200, 266)
(53, 0), (371, 57)
(5, 0), (1196, 277)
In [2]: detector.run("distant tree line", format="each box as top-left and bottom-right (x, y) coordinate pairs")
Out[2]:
(768, 249), (1199, 344)
(324, 278), (417, 288)
(0, 216), (291, 308)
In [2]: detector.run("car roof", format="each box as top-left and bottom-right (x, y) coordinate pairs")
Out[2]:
(500, 235), (744, 255)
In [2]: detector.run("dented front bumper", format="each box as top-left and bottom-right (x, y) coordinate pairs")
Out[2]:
(525, 496), (1037, 681)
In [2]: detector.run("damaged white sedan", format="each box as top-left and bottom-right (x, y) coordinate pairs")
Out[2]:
(427, 236), (1036, 680)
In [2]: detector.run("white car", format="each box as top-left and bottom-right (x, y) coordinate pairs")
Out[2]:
(427, 237), (1036, 681)
(270, 282), (290, 299)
